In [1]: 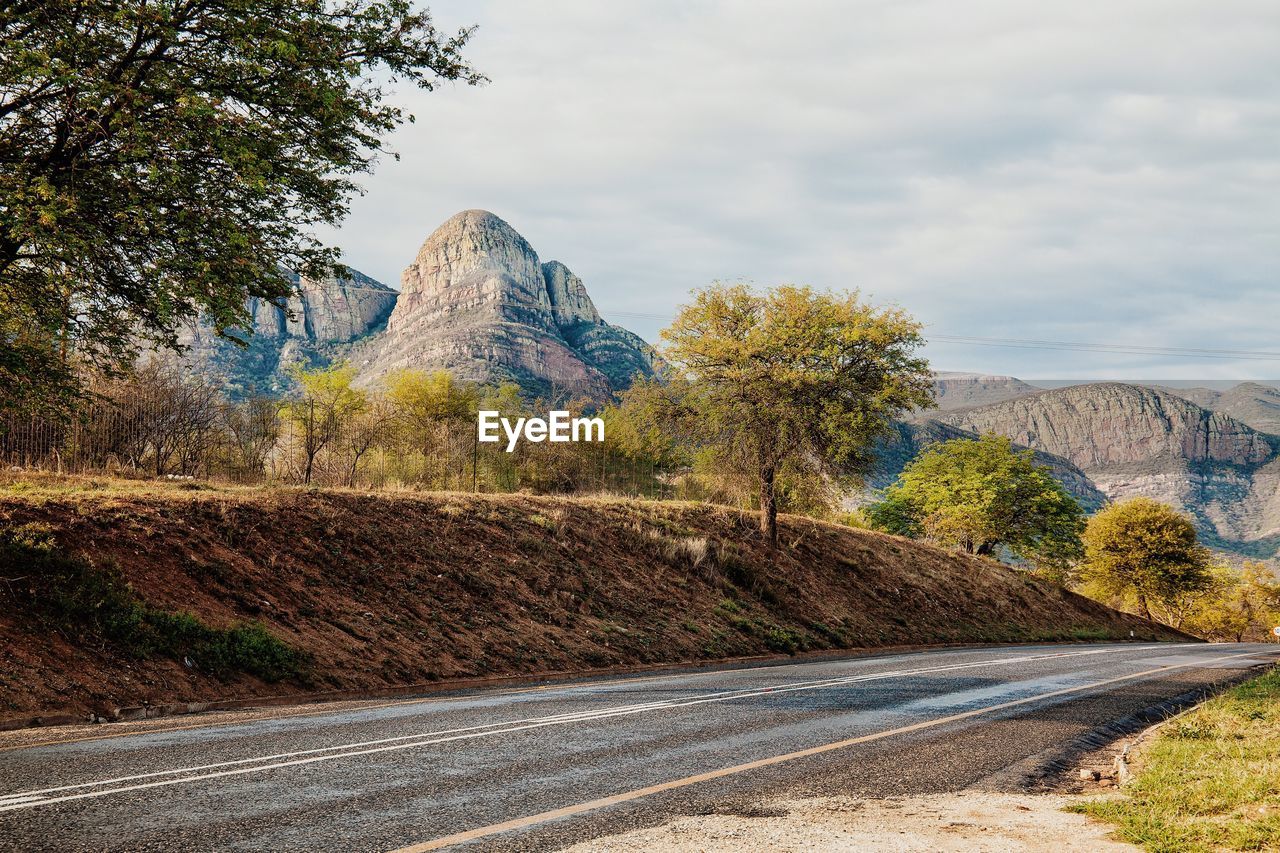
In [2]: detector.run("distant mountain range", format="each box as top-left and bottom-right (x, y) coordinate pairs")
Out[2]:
(885, 375), (1280, 560)
(178, 210), (658, 399)
(174, 215), (1280, 559)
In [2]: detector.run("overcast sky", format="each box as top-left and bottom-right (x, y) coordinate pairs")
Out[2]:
(317, 0), (1279, 379)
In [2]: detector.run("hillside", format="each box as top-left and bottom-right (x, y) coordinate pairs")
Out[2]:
(930, 372), (1041, 411)
(0, 479), (1182, 723)
(930, 383), (1280, 557)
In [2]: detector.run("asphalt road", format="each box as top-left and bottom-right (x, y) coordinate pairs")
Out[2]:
(1, 642), (1276, 852)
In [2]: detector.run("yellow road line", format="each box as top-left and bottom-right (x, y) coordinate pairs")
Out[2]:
(391, 650), (1267, 852)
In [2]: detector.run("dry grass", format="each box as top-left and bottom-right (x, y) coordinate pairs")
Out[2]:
(0, 474), (1188, 718)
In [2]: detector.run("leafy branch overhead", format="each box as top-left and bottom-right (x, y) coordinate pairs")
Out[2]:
(0, 0), (484, 410)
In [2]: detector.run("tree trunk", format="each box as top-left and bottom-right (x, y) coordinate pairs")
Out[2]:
(759, 462), (778, 548)
(0, 235), (21, 278)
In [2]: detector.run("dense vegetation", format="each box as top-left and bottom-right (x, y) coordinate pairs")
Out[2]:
(869, 439), (1280, 641)
(652, 283), (932, 545)
(1, 285), (936, 527)
(867, 434), (1085, 574)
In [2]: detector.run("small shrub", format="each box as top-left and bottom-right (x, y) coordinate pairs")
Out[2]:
(528, 513), (557, 531)
(1169, 718), (1218, 741)
(0, 523), (305, 682)
(834, 510), (869, 528)
(762, 625), (803, 654)
(665, 536), (708, 567)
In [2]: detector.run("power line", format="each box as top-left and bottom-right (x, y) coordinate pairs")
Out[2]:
(605, 311), (1280, 362)
(927, 335), (1280, 362)
(267, 282), (1280, 362)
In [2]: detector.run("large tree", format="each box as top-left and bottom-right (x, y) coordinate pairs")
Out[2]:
(0, 0), (483, 412)
(1182, 561), (1280, 642)
(866, 434), (1086, 575)
(659, 283), (933, 547)
(1081, 497), (1213, 621)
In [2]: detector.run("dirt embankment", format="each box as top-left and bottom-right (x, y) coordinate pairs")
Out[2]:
(0, 485), (1187, 721)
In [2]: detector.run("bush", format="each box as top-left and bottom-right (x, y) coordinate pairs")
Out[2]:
(762, 626), (803, 654)
(0, 524), (305, 682)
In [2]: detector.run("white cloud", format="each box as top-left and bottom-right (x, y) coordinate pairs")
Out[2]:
(319, 0), (1280, 379)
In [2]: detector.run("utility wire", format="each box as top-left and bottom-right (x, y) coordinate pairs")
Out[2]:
(271, 282), (1280, 362)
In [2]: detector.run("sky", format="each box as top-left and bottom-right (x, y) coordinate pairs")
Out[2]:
(316, 0), (1280, 379)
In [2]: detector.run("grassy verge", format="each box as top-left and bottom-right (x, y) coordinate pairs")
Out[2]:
(1072, 666), (1280, 851)
(1, 523), (306, 683)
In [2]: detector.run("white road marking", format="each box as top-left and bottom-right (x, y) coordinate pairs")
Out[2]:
(392, 648), (1270, 852)
(0, 644), (1207, 813)
(0, 795), (44, 806)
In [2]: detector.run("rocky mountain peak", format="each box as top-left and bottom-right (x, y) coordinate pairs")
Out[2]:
(391, 209), (552, 333)
(541, 261), (601, 327)
(366, 210), (658, 397)
(402, 210), (540, 291)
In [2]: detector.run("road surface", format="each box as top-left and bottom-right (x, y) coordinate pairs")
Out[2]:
(1, 642), (1276, 851)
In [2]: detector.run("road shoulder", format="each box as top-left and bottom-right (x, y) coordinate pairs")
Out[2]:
(563, 792), (1136, 852)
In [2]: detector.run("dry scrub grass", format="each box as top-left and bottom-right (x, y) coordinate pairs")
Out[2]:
(1073, 666), (1280, 851)
(0, 475), (1187, 718)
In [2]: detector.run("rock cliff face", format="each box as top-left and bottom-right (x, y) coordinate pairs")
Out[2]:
(924, 383), (1280, 557)
(179, 210), (657, 399)
(936, 384), (1273, 470)
(178, 267), (398, 396)
(541, 261), (601, 327)
(1159, 382), (1280, 436)
(365, 210), (657, 397)
(277, 268), (397, 344)
(241, 268), (398, 345)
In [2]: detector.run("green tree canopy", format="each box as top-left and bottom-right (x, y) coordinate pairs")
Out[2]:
(658, 283), (933, 547)
(866, 434), (1085, 574)
(1182, 561), (1280, 642)
(1081, 497), (1213, 621)
(0, 0), (483, 413)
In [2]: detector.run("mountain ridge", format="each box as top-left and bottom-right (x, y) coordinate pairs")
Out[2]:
(364, 210), (657, 397)
(923, 382), (1280, 558)
(178, 210), (658, 399)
